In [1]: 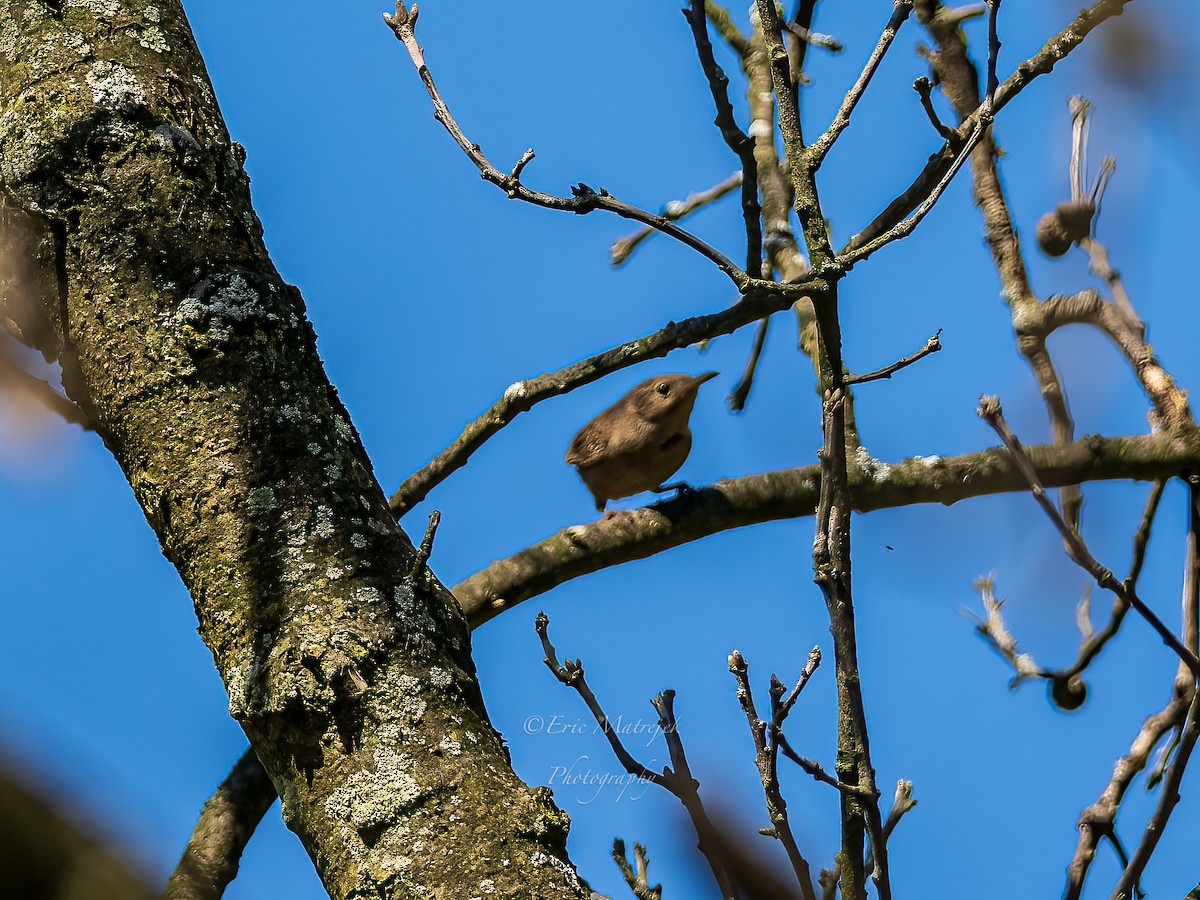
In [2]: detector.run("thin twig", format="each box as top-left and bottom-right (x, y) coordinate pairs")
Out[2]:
(912, 77), (955, 140)
(782, 21), (843, 55)
(971, 481), (1168, 690)
(684, 0), (763, 276)
(729, 651), (819, 900)
(808, 2), (914, 164)
(983, 0), (1002, 109)
(611, 171), (743, 266)
(1063, 673), (1193, 900)
(387, 275), (825, 515)
(775, 733), (872, 798)
(1116, 701), (1200, 898)
(1111, 480), (1200, 898)
(383, 4), (750, 290)
(866, 781), (918, 877)
(837, 117), (989, 269)
(728, 316), (769, 412)
(978, 397), (1200, 678)
(841, 0), (1133, 256)
(536, 613), (736, 897)
(845, 330), (941, 385)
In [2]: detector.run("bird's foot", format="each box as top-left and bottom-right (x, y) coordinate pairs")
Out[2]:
(653, 481), (694, 500)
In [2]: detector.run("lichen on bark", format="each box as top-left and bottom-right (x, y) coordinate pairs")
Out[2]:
(0, 1), (589, 896)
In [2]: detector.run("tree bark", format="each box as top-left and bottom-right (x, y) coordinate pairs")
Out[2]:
(0, 2), (588, 897)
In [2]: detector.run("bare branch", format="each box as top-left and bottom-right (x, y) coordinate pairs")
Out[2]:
(845, 330), (942, 385)
(456, 432), (1200, 627)
(912, 77), (955, 140)
(808, 2), (914, 164)
(611, 839), (663, 900)
(728, 316), (769, 412)
(387, 274), (825, 516)
(978, 397), (1200, 678)
(165, 749), (277, 900)
(782, 21), (844, 55)
(729, 651), (821, 899)
(383, 4), (751, 289)
(836, 117), (989, 269)
(684, 1), (763, 275)
(983, 0), (1002, 109)
(842, 0), (1134, 255)
(536, 613), (738, 897)
(611, 171), (743, 267)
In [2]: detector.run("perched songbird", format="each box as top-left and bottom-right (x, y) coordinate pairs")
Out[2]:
(566, 372), (719, 512)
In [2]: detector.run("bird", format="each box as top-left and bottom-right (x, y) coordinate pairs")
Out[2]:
(565, 372), (719, 513)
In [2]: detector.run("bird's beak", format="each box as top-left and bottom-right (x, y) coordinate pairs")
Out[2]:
(692, 371), (720, 388)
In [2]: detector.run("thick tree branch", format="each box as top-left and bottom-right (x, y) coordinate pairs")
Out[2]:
(165, 749), (277, 900)
(0, 4), (590, 896)
(455, 433), (1200, 626)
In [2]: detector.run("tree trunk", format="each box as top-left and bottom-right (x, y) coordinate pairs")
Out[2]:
(0, 2), (588, 897)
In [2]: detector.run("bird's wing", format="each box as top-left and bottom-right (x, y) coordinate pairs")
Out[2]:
(565, 418), (608, 467)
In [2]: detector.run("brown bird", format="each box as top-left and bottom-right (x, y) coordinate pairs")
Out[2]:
(566, 372), (719, 513)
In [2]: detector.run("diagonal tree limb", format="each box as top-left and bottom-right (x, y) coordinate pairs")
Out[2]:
(165, 749), (277, 900)
(807, 2), (914, 165)
(386, 273), (827, 516)
(455, 432), (1200, 628)
(978, 397), (1200, 678)
(842, 0), (1134, 256)
(684, 0), (763, 277)
(1063, 479), (1199, 900)
(385, 3), (764, 292)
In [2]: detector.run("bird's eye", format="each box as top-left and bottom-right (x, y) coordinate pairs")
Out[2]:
(656, 382), (670, 396)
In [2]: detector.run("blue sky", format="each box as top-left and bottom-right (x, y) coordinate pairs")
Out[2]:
(2, 1), (1198, 897)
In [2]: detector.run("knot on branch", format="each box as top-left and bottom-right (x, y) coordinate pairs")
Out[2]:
(570, 182), (607, 214)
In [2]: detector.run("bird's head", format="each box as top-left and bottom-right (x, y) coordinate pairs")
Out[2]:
(629, 371), (719, 423)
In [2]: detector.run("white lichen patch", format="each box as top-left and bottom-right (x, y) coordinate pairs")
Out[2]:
(427, 667), (453, 689)
(390, 586), (437, 633)
(324, 747), (423, 830)
(144, 5), (161, 21)
(477, 879), (497, 894)
(86, 61), (147, 112)
(528, 851), (583, 889)
(126, 25), (169, 52)
(314, 505), (335, 538)
(437, 736), (462, 756)
(389, 673), (427, 724)
(351, 533), (368, 549)
(853, 445), (892, 483)
(355, 586), (384, 606)
(502, 381), (527, 402)
(67, 0), (121, 16)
